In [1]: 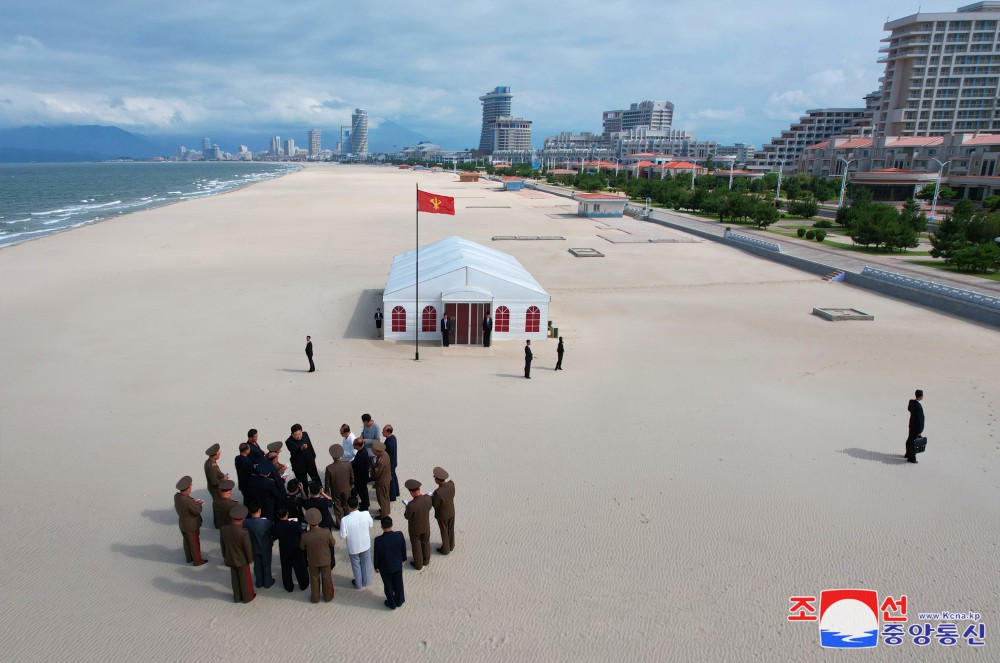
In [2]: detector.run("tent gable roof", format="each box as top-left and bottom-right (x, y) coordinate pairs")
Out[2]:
(384, 236), (549, 298)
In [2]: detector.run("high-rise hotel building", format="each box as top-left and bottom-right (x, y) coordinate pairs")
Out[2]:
(479, 86), (514, 153)
(308, 129), (321, 157)
(874, 2), (1000, 136)
(351, 109), (368, 155)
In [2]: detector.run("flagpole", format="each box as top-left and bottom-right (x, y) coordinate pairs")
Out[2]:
(414, 182), (419, 361)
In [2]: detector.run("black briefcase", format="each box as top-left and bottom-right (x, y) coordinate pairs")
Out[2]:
(914, 436), (927, 454)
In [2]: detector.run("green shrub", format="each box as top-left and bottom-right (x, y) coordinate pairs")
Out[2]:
(813, 219), (833, 228)
(797, 228), (806, 237)
(805, 229), (816, 240)
(814, 230), (827, 242)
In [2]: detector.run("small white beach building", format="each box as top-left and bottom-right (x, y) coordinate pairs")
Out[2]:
(382, 236), (550, 344)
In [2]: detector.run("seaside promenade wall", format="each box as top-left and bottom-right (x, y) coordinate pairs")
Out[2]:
(528, 182), (1000, 329)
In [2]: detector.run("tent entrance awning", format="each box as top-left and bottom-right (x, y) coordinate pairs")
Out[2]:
(441, 286), (493, 303)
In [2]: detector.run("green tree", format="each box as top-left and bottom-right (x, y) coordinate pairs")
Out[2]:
(900, 199), (928, 233)
(982, 194), (1000, 211)
(916, 183), (957, 201)
(787, 199), (819, 219)
(751, 202), (780, 228)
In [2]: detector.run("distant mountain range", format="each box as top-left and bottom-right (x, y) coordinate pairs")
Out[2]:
(0, 121), (444, 162)
(0, 125), (164, 162)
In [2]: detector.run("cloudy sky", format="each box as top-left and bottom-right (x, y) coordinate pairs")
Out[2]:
(1, 1), (943, 150)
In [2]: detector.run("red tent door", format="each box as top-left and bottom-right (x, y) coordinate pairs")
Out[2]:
(445, 303), (486, 345)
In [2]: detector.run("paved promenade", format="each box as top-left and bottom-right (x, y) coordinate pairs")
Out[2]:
(530, 181), (998, 295)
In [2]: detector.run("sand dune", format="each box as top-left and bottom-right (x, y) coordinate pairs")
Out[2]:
(0, 164), (996, 661)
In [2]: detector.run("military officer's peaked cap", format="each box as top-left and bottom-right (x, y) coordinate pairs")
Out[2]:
(372, 441), (386, 452)
(329, 445), (343, 459)
(176, 476), (193, 491)
(305, 508), (322, 526)
(432, 467), (449, 480)
(206, 443), (221, 456)
(266, 441), (283, 452)
(230, 504), (249, 520)
(219, 479), (235, 491)
(404, 479), (421, 491)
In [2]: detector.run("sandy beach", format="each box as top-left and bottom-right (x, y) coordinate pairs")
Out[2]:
(1, 163), (997, 661)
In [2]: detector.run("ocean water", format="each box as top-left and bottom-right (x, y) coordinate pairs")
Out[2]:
(0, 161), (299, 248)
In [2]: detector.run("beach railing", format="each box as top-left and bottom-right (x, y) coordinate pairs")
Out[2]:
(861, 267), (1000, 311)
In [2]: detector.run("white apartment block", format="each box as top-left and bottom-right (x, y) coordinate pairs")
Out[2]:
(752, 108), (871, 169)
(602, 100), (674, 135)
(874, 2), (1000, 137)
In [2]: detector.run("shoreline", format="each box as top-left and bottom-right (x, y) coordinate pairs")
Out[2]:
(0, 161), (301, 250)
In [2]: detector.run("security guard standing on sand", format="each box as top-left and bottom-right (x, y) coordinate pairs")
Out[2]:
(174, 475), (207, 566)
(403, 479), (432, 570)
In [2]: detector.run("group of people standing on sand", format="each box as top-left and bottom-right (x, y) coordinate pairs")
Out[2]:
(173, 414), (456, 610)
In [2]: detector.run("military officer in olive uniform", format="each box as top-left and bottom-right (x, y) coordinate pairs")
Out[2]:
(431, 466), (456, 555)
(300, 508), (336, 603)
(174, 475), (207, 566)
(205, 444), (225, 499)
(324, 444), (354, 526)
(403, 479), (432, 570)
(266, 441), (288, 479)
(372, 440), (392, 518)
(204, 443), (226, 527)
(213, 479), (240, 536)
(221, 504), (255, 603)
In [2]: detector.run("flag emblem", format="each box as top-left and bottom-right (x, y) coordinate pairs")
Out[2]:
(417, 189), (456, 215)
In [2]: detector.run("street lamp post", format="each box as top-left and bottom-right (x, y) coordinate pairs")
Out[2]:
(726, 157), (736, 190)
(838, 157), (857, 208)
(929, 158), (951, 223)
(775, 159), (785, 206)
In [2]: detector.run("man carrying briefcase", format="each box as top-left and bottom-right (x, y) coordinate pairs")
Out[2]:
(905, 389), (925, 464)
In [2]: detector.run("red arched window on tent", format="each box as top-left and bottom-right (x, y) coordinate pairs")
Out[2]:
(494, 306), (510, 332)
(421, 305), (437, 332)
(525, 306), (541, 333)
(391, 306), (406, 332)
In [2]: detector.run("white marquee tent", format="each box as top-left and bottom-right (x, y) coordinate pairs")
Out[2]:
(382, 236), (550, 344)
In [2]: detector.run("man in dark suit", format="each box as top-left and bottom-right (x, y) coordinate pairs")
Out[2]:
(247, 466), (283, 521)
(440, 314), (451, 347)
(373, 517), (407, 609)
(524, 339), (533, 379)
(287, 423), (321, 486)
(274, 507), (309, 592)
(246, 429), (265, 461)
(482, 313), (493, 347)
(383, 425), (399, 501)
(351, 437), (372, 511)
(243, 503), (276, 589)
(905, 389), (925, 464)
(305, 335), (315, 372)
(555, 336), (564, 371)
(234, 443), (255, 499)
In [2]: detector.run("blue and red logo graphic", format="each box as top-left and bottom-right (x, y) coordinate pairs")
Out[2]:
(818, 589), (880, 648)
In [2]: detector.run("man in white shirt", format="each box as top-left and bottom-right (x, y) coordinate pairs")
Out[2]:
(340, 424), (357, 462)
(339, 496), (374, 588)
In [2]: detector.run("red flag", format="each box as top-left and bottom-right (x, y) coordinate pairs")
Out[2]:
(417, 189), (455, 215)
